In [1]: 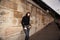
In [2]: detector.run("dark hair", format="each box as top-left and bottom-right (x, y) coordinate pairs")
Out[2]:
(26, 12), (31, 16)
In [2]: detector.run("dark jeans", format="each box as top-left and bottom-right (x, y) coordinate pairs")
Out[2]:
(23, 25), (30, 40)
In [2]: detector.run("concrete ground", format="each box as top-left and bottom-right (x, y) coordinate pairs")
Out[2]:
(30, 21), (60, 40)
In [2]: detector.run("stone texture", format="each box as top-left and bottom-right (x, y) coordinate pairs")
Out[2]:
(0, 0), (54, 40)
(0, 0), (17, 10)
(14, 11), (23, 18)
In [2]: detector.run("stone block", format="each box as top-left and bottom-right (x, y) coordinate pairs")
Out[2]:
(26, 2), (32, 12)
(5, 27), (22, 36)
(1, 0), (17, 10)
(14, 11), (23, 18)
(37, 8), (40, 14)
(10, 0), (24, 4)
(31, 6), (36, 16)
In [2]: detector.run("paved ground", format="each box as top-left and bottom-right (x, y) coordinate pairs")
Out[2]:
(30, 21), (60, 40)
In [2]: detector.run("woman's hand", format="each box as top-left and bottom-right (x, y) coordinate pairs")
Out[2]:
(24, 27), (27, 30)
(29, 26), (32, 29)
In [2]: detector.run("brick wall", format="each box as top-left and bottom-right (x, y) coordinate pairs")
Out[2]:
(0, 0), (54, 40)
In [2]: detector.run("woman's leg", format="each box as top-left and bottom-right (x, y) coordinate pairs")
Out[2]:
(24, 28), (30, 40)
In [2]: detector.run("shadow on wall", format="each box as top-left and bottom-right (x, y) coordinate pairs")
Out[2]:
(0, 0), (1, 2)
(0, 37), (3, 40)
(30, 21), (60, 40)
(55, 19), (60, 30)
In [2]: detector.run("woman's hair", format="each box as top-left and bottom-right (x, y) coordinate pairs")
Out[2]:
(26, 12), (31, 16)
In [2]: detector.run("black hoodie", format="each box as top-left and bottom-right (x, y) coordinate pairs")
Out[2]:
(21, 14), (30, 26)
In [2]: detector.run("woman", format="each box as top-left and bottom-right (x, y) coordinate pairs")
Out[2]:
(21, 12), (31, 40)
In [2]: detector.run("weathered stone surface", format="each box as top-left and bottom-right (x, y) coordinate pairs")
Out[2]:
(26, 2), (32, 13)
(0, 0), (54, 40)
(0, 0), (17, 10)
(14, 11), (23, 18)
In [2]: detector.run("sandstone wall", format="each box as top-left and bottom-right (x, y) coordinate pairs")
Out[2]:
(0, 0), (54, 40)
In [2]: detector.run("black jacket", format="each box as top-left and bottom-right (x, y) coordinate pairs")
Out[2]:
(21, 15), (30, 26)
